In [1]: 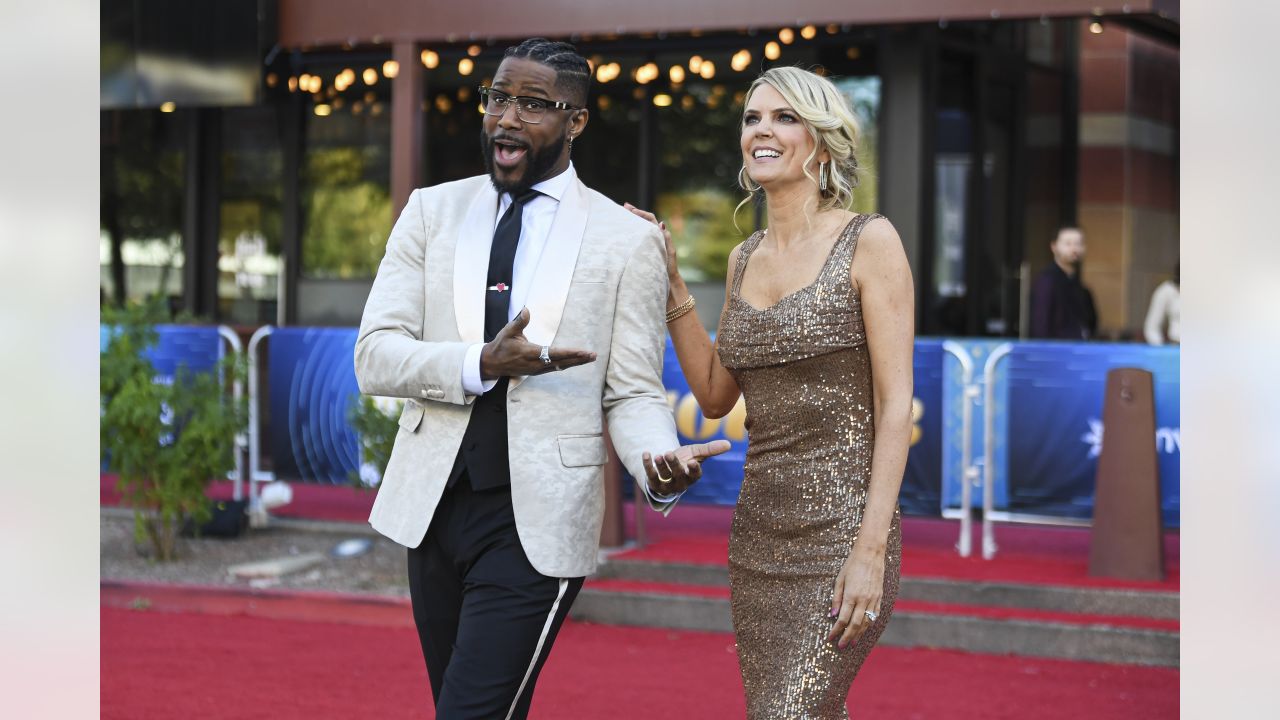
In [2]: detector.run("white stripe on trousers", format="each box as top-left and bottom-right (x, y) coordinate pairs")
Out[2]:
(504, 578), (570, 720)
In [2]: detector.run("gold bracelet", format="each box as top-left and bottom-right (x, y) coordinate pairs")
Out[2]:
(665, 294), (696, 323)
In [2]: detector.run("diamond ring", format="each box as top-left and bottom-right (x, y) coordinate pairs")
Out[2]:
(864, 610), (878, 622)
(539, 346), (552, 364)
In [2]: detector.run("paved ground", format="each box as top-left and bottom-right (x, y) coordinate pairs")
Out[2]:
(100, 510), (409, 597)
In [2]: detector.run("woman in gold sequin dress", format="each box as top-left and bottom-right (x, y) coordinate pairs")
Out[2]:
(628, 67), (915, 718)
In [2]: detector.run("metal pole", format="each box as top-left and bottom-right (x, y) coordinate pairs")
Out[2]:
(633, 482), (647, 550)
(981, 343), (1014, 560)
(942, 341), (977, 557)
(217, 326), (246, 501)
(1018, 262), (1031, 339)
(246, 326), (276, 525)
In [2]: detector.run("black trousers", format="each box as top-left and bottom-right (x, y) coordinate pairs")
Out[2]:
(407, 476), (584, 720)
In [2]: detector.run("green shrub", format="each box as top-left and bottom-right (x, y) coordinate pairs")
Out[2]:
(347, 394), (401, 490)
(100, 298), (246, 561)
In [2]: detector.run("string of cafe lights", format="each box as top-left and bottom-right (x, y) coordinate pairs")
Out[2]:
(270, 24), (854, 117)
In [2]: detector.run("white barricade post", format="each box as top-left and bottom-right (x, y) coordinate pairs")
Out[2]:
(246, 326), (276, 527)
(980, 343), (1014, 560)
(217, 326), (247, 501)
(942, 342), (979, 558)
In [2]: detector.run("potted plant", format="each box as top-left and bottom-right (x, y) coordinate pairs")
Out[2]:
(100, 298), (246, 561)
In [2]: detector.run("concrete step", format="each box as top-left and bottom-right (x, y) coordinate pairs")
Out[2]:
(569, 581), (1179, 667)
(593, 557), (1179, 620)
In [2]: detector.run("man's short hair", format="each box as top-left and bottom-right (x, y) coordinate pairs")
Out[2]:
(503, 38), (591, 106)
(1053, 226), (1083, 243)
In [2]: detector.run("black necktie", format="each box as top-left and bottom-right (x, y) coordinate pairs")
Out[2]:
(484, 189), (541, 342)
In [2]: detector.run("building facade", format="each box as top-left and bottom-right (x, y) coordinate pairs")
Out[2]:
(100, 0), (1179, 338)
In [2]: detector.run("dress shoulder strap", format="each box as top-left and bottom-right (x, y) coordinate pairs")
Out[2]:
(845, 213), (882, 255)
(730, 230), (766, 298)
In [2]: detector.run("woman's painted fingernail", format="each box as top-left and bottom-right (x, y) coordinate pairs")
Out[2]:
(829, 608), (838, 618)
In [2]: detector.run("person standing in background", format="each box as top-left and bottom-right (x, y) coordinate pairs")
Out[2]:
(1030, 226), (1098, 340)
(1144, 263), (1180, 345)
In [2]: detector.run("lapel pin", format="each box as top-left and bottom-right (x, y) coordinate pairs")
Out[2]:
(488, 282), (509, 293)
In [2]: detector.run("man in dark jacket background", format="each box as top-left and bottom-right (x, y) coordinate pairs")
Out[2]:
(1031, 226), (1098, 340)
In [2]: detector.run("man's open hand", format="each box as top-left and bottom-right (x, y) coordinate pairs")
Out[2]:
(480, 308), (597, 378)
(642, 440), (732, 496)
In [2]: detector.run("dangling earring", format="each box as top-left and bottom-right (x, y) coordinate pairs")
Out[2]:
(819, 161), (829, 193)
(567, 135), (574, 153)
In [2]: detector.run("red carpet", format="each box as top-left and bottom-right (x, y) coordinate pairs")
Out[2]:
(101, 585), (1178, 719)
(622, 502), (1180, 592)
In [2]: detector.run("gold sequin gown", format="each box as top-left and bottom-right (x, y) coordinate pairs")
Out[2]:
(716, 214), (903, 719)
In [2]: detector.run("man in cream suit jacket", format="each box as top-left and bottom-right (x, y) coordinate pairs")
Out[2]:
(354, 39), (728, 719)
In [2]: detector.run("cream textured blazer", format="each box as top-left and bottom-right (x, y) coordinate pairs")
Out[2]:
(355, 174), (679, 578)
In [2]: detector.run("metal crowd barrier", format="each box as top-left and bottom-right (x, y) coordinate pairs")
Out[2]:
(979, 343), (1013, 559)
(941, 342), (1014, 560)
(942, 341), (979, 558)
(246, 325), (276, 525)
(218, 328), (1178, 550)
(216, 326), (247, 501)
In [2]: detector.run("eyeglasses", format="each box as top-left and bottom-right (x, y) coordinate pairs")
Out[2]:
(477, 86), (580, 124)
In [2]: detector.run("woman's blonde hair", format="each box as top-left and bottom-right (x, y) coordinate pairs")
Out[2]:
(736, 66), (863, 215)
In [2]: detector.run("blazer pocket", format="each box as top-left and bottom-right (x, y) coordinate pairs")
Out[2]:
(557, 434), (607, 467)
(398, 400), (426, 432)
(572, 267), (609, 284)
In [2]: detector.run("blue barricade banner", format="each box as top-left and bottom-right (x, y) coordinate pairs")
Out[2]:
(267, 327), (362, 484)
(659, 337), (949, 511)
(252, 325), (1180, 526)
(101, 324), (227, 469)
(1004, 342), (1180, 527)
(900, 339), (944, 515)
(656, 336), (1179, 526)
(100, 324), (224, 379)
(660, 337), (748, 505)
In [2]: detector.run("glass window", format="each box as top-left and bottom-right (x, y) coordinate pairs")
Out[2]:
(572, 51), (645, 208)
(298, 57), (393, 279)
(100, 109), (187, 312)
(1023, 65), (1067, 295)
(654, 49), (754, 283)
(424, 53), (502, 184)
(830, 75), (881, 216)
(218, 106), (283, 324)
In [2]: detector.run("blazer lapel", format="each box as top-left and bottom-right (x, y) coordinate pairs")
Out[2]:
(510, 178), (590, 390)
(452, 182), (500, 345)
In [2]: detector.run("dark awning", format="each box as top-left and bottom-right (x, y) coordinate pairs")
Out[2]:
(279, 0), (1178, 49)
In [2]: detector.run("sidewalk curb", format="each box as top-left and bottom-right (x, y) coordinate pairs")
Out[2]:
(101, 580), (414, 628)
(101, 505), (382, 536)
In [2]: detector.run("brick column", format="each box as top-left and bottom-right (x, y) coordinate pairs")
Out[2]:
(1077, 22), (1179, 337)
(390, 40), (425, 215)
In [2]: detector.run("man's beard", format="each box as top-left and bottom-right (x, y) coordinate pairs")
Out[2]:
(480, 132), (567, 195)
